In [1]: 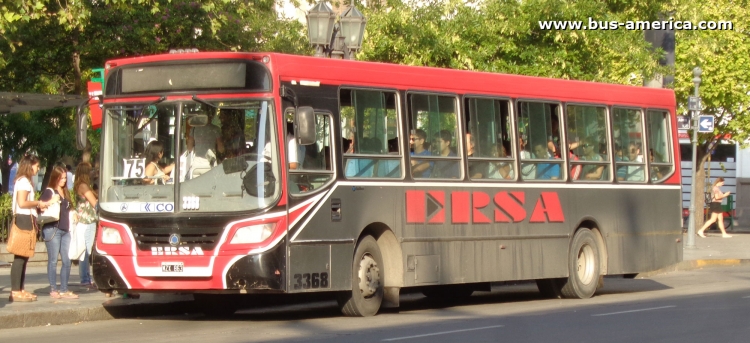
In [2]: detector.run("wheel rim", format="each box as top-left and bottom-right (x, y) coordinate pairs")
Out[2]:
(358, 253), (380, 298)
(576, 244), (596, 285)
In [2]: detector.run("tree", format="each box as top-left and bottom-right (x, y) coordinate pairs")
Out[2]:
(671, 0), (750, 230)
(359, 0), (667, 85)
(0, 0), (309, 191)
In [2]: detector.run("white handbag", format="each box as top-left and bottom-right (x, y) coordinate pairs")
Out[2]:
(37, 188), (61, 225)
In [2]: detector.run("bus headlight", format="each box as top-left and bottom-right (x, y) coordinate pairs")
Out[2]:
(101, 227), (123, 244)
(230, 224), (275, 244)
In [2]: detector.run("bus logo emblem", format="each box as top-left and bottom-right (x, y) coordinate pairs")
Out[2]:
(405, 190), (565, 224)
(169, 233), (181, 246)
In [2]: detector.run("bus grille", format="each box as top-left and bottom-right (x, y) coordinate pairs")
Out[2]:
(131, 228), (223, 251)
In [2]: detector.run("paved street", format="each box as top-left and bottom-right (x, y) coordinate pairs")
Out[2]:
(2, 264), (750, 343)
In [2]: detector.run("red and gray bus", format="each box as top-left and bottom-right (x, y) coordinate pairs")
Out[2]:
(76, 52), (681, 316)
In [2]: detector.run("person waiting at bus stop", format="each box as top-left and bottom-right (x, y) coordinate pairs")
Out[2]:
(697, 177), (732, 238)
(410, 129), (432, 178)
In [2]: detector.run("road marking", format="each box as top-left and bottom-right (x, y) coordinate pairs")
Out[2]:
(592, 305), (676, 317)
(743, 296), (750, 299)
(382, 325), (505, 341)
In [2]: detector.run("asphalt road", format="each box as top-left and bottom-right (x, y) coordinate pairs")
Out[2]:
(4, 265), (750, 343)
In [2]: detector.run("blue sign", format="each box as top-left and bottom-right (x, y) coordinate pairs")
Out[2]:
(698, 116), (714, 133)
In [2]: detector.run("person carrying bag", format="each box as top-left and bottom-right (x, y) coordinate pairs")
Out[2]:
(40, 164), (79, 299)
(7, 154), (57, 303)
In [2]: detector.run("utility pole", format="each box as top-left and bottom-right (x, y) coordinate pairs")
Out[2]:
(686, 66), (702, 249)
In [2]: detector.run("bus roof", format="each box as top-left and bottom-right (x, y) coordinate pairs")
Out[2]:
(105, 52), (675, 110)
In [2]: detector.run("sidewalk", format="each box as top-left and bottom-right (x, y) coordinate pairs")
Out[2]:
(2, 229), (749, 330)
(0, 264), (193, 329)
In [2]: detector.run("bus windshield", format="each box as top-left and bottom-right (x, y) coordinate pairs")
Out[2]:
(99, 99), (279, 214)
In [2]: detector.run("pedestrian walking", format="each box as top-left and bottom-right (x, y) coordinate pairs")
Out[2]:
(41, 164), (79, 299)
(8, 154), (57, 302)
(698, 177), (732, 238)
(74, 162), (98, 289)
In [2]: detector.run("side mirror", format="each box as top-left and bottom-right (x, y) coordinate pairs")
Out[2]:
(75, 102), (89, 150)
(295, 106), (316, 145)
(187, 114), (208, 127)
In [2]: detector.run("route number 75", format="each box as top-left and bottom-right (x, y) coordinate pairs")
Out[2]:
(123, 158), (146, 178)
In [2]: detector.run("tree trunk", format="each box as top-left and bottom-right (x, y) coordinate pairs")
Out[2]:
(41, 156), (58, 190)
(72, 33), (93, 162)
(0, 151), (9, 194)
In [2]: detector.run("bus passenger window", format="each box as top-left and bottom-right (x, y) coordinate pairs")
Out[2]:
(518, 101), (563, 181)
(340, 89), (402, 179)
(465, 97), (514, 180)
(647, 110), (673, 182)
(567, 104), (610, 181)
(289, 112), (335, 194)
(613, 108), (646, 182)
(408, 93), (461, 180)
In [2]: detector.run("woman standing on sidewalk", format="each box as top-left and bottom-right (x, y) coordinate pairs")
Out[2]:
(698, 177), (732, 238)
(41, 165), (78, 299)
(74, 162), (98, 289)
(9, 154), (57, 302)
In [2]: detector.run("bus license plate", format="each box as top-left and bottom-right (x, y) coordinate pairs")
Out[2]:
(161, 262), (184, 272)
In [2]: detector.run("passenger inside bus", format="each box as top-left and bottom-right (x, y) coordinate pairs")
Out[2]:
(488, 143), (513, 179)
(143, 140), (175, 185)
(532, 142), (559, 180)
(218, 110), (246, 161)
(466, 132), (486, 178)
(190, 111), (222, 171)
(410, 129), (432, 178)
(431, 130), (459, 178)
(581, 138), (605, 180)
(624, 143), (645, 181)
(519, 136), (536, 179)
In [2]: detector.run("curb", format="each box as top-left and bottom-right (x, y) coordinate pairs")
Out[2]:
(636, 258), (750, 278)
(0, 299), (195, 330)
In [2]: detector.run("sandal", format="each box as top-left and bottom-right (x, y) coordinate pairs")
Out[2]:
(59, 291), (79, 299)
(9, 291), (34, 302)
(50, 291), (62, 299)
(21, 290), (38, 301)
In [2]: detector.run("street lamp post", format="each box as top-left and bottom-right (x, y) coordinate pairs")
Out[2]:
(686, 66), (702, 249)
(306, 1), (367, 60)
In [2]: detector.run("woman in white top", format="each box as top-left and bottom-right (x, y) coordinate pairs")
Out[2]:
(143, 140), (174, 185)
(9, 154), (58, 302)
(697, 177), (732, 238)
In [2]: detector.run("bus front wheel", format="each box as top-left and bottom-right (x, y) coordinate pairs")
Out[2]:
(560, 229), (601, 299)
(338, 236), (384, 317)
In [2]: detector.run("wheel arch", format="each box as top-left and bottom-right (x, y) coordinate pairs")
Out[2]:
(573, 217), (608, 275)
(359, 222), (404, 288)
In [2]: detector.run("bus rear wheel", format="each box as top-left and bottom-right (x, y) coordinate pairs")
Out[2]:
(338, 236), (384, 317)
(560, 229), (601, 299)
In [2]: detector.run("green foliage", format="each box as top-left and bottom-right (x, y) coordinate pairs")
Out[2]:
(359, 0), (667, 85)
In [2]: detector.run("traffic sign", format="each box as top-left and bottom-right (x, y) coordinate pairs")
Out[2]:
(676, 115), (691, 130)
(688, 96), (701, 111)
(698, 115), (715, 133)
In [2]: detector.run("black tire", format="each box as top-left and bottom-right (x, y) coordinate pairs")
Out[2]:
(338, 236), (384, 317)
(535, 278), (564, 299)
(422, 285), (474, 299)
(559, 229), (601, 299)
(194, 294), (239, 317)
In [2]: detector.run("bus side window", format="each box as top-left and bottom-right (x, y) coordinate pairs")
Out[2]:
(613, 108), (646, 182)
(647, 110), (674, 182)
(517, 101), (563, 181)
(465, 97), (514, 180)
(567, 104), (610, 181)
(289, 112), (334, 195)
(340, 89), (402, 179)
